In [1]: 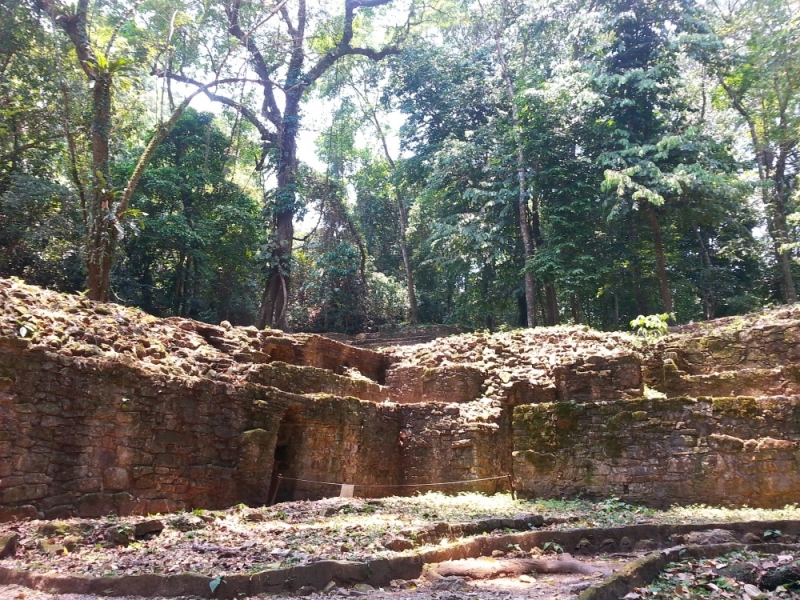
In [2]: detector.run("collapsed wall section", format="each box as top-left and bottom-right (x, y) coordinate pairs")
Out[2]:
(513, 395), (800, 508)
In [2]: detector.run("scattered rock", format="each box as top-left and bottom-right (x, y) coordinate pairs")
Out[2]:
(569, 581), (593, 593)
(0, 505), (38, 523)
(297, 585), (316, 596)
(762, 562), (800, 591)
(742, 532), (762, 544)
(718, 561), (760, 585)
(38, 535), (81, 554)
(429, 576), (469, 592)
(168, 514), (206, 532)
(743, 583), (767, 599)
(599, 537), (617, 552)
(134, 519), (165, 537)
(384, 537), (415, 551)
(0, 532), (19, 558)
(634, 539), (657, 551)
(36, 521), (79, 537)
(353, 583), (375, 593)
(103, 524), (135, 546)
(575, 538), (594, 554)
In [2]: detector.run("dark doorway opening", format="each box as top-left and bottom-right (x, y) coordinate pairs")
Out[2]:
(269, 408), (302, 504)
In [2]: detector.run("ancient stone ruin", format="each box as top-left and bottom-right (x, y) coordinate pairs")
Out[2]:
(1, 277), (799, 520)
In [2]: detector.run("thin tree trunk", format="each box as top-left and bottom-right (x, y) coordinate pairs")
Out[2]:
(357, 87), (419, 325)
(396, 193), (419, 324)
(720, 79), (796, 303)
(694, 226), (715, 319)
(646, 205), (672, 315)
(629, 218), (649, 316)
(174, 251), (185, 316)
(490, 20), (537, 328)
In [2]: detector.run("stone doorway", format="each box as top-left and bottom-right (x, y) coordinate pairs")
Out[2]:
(269, 407), (302, 504)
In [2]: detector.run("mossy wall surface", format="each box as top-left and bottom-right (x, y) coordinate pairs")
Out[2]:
(512, 395), (800, 508)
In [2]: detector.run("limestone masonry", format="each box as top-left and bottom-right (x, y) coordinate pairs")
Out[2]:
(1, 278), (799, 519)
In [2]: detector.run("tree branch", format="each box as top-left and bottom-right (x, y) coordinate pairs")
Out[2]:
(105, 0), (144, 57)
(159, 72), (279, 146)
(116, 79), (246, 217)
(37, 0), (98, 79)
(227, 0), (283, 128)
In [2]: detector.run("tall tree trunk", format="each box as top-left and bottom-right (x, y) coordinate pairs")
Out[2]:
(772, 147), (796, 303)
(646, 205), (672, 315)
(720, 80), (796, 303)
(483, 0), (538, 328)
(357, 86), (420, 325)
(85, 74), (115, 302)
(45, 0), (216, 303)
(174, 251), (185, 316)
(258, 112), (297, 330)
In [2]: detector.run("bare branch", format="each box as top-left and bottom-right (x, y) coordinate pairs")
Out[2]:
(227, 0), (284, 127)
(117, 78), (263, 217)
(303, 0), (404, 86)
(159, 72), (279, 146)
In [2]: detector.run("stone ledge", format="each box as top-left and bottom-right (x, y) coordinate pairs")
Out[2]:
(577, 542), (800, 600)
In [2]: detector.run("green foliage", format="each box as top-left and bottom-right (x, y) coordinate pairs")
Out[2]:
(113, 109), (262, 324)
(0, 0), (787, 332)
(0, 175), (85, 291)
(630, 314), (672, 342)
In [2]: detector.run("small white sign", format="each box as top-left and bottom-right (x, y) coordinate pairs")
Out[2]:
(339, 484), (355, 498)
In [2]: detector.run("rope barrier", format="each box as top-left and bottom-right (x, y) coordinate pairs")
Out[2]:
(277, 474), (510, 488)
(270, 473), (515, 504)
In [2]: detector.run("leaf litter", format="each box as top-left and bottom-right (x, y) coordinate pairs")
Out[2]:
(630, 550), (800, 599)
(2, 494), (800, 579)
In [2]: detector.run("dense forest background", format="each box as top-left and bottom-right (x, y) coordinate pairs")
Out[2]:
(1, 0), (798, 333)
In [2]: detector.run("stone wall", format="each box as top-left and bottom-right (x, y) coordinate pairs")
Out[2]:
(0, 339), (402, 518)
(386, 365), (485, 404)
(512, 395), (800, 508)
(399, 402), (511, 495)
(6, 277), (800, 517)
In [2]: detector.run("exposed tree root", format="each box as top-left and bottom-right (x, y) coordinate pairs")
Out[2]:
(425, 556), (609, 580)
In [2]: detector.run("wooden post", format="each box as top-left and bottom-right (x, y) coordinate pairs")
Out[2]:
(507, 473), (516, 500)
(269, 474), (282, 506)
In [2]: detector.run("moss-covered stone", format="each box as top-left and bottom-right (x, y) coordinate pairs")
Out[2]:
(608, 411), (633, 430)
(712, 396), (758, 418)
